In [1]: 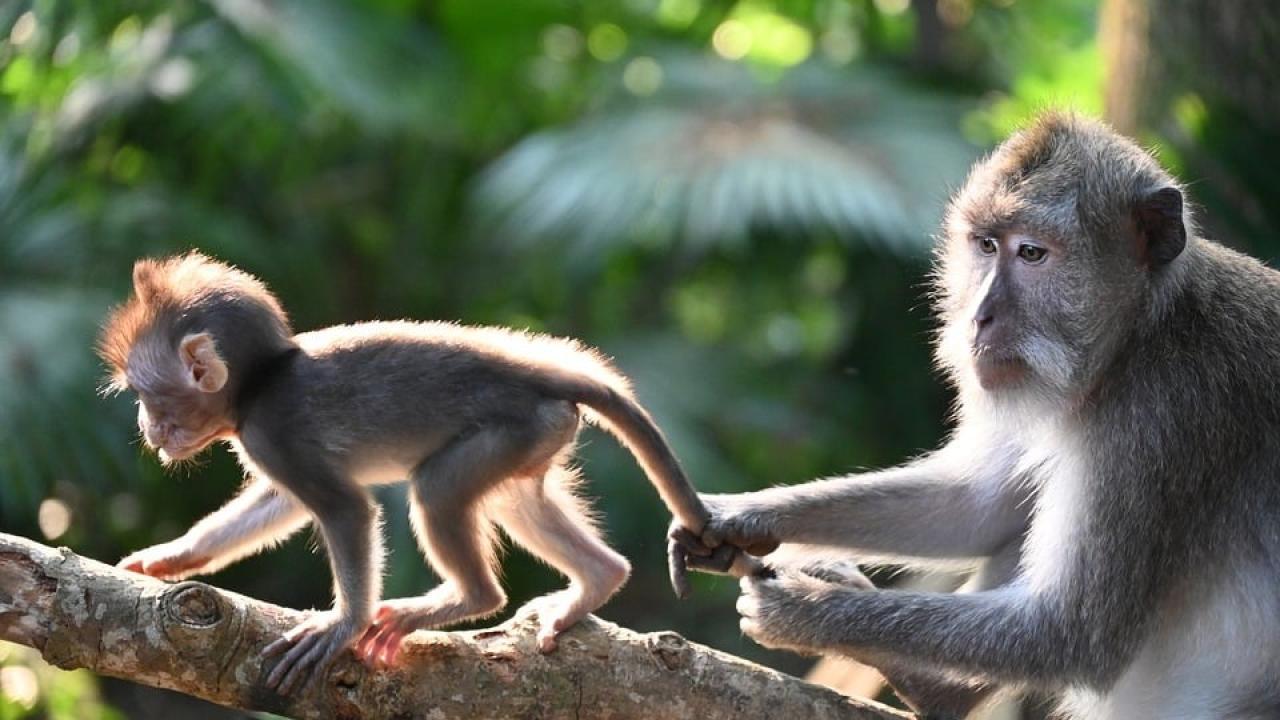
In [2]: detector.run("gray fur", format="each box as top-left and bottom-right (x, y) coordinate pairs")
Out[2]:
(105, 256), (707, 691)
(677, 113), (1280, 718)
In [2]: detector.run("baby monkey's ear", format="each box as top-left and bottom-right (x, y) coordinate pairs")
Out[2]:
(179, 333), (228, 393)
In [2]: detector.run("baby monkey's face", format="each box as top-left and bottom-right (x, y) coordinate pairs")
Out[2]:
(135, 387), (230, 463)
(123, 332), (235, 464)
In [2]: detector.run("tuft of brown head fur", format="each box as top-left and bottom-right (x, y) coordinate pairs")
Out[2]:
(98, 252), (292, 392)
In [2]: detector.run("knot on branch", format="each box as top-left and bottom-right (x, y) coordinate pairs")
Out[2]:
(647, 631), (692, 671)
(159, 582), (233, 657)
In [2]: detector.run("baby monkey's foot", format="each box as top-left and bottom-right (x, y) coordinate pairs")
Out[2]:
(526, 583), (613, 654)
(356, 589), (505, 666)
(263, 610), (366, 695)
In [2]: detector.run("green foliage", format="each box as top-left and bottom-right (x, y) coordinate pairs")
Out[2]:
(0, 644), (125, 720)
(963, 0), (1102, 141)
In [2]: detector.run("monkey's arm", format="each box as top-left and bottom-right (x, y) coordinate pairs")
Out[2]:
(692, 444), (1028, 563)
(737, 574), (1134, 689)
(119, 479), (310, 580)
(735, 473), (1185, 690)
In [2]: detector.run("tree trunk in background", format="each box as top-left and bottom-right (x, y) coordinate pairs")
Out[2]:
(1103, 0), (1280, 131)
(1101, 0), (1280, 247)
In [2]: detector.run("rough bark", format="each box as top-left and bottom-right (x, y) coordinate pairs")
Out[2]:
(0, 532), (909, 720)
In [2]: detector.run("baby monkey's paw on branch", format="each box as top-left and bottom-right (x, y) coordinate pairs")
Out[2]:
(355, 601), (431, 667)
(263, 610), (366, 695)
(117, 541), (211, 581)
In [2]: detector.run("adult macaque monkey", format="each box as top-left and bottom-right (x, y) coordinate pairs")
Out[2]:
(671, 113), (1280, 719)
(99, 252), (748, 694)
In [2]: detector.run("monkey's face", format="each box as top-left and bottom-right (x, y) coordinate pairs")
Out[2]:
(936, 220), (1093, 397)
(934, 113), (1188, 400)
(135, 388), (231, 463)
(127, 333), (234, 464)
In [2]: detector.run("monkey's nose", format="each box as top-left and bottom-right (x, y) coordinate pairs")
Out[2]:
(973, 310), (997, 346)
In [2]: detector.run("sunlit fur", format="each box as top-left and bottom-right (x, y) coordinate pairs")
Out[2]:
(97, 251), (292, 394)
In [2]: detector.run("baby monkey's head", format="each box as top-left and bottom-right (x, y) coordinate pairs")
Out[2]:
(98, 252), (293, 463)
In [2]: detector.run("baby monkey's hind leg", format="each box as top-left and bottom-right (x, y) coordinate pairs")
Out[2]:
(356, 425), (519, 665)
(491, 465), (631, 653)
(358, 401), (582, 664)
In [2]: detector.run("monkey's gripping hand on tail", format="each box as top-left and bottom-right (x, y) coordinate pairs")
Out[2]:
(669, 499), (876, 654)
(667, 493), (874, 594)
(667, 493), (781, 592)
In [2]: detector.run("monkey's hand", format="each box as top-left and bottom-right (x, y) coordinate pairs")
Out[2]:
(736, 568), (856, 655)
(667, 494), (782, 594)
(263, 610), (367, 694)
(698, 494), (782, 555)
(117, 540), (212, 581)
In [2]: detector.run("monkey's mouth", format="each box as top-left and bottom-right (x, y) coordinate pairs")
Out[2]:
(156, 431), (223, 463)
(971, 348), (1028, 389)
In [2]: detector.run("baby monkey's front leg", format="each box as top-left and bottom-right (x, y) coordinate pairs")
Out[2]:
(119, 480), (309, 581)
(262, 492), (383, 694)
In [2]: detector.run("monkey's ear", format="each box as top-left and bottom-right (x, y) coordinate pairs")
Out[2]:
(1135, 187), (1186, 268)
(132, 260), (161, 303)
(179, 333), (229, 393)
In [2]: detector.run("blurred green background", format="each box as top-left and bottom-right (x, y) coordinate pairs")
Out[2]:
(1, 0), (1275, 717)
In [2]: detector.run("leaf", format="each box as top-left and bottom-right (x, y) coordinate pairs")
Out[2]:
(473, 55), (979, 261)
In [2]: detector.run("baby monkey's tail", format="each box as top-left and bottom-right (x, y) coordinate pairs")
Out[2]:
(566, 380), (709, 534)
(556, 376), (770, 597)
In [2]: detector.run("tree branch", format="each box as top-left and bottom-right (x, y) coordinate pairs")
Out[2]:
(0, 533), (909, 720)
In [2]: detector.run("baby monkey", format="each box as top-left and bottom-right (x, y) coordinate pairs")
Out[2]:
(99, 252), (720, 694)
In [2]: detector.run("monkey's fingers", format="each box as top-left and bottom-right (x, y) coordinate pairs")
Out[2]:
(794, 561), (874, 589)
(356, 619), (405, 668)
(682, 543), (750, 575)
(265, 631), (321, 691)
(668, 526), (713, 557)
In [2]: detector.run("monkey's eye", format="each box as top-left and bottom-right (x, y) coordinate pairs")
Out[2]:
(1017, 244), (1047, 264)
(974, 235), (998, 255)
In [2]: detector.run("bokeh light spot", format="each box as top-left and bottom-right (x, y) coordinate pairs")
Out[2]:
(542, 24), (583, 63)
(623, 56), (663, 96)
(873, 0), (910, 16)
(10, 12), (37, 47)
(0, 667), (39, 710)
(712, 20), (752, 60)
(38, 498), (72, 541)
(587, 24), (628, 62)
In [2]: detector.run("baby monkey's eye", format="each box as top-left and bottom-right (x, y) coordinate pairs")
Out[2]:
(974, 235), (998, 255)
(1017, 244), (1047, 264)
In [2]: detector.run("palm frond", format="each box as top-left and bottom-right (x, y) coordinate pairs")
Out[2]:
(474, 56), (979, 259)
